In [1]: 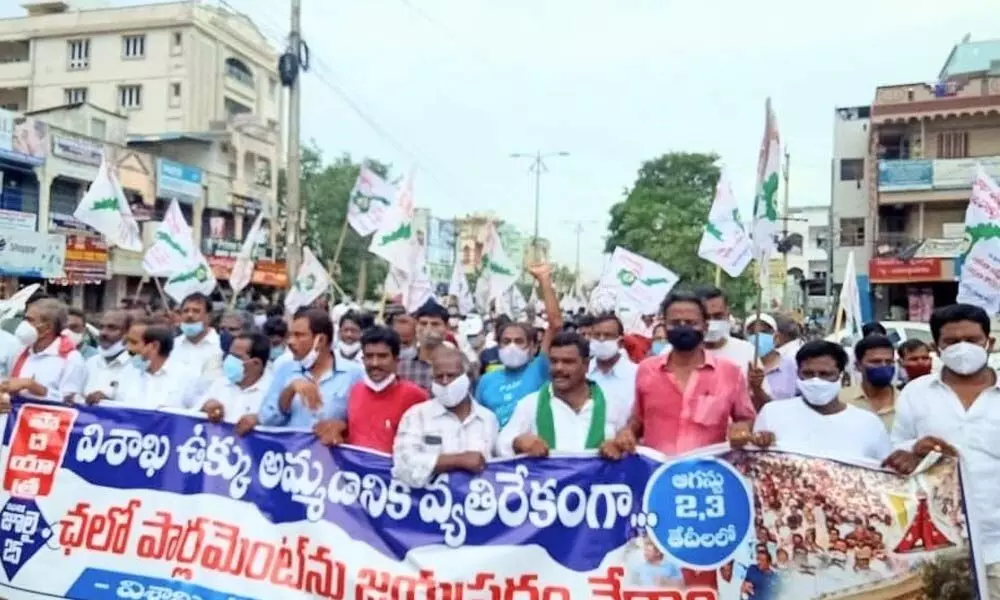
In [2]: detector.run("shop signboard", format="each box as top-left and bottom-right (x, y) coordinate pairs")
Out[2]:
(51, 135), (102, 166)
(0, 109), (48, 166)
(869, 257), (945, 283)
(877, 159), (933, 191)
(63, 234), (109, 280)
(0, 228), (65, 278)
(0, 209), (36, 232)
(208, 256), (288, 288)
(156, 158), (203, 205)
(932, 157), (1000, 189)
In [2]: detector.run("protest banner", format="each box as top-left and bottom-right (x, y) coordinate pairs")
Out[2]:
(0, 398), (983, 599)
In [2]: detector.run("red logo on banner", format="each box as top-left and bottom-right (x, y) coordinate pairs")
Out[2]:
(2, 405), (77, 499)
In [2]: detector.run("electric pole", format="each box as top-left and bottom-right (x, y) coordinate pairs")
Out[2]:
(511, 150), (569, 262)
(281, 0), (305, 282)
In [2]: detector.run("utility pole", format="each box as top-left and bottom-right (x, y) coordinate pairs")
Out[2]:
(511, 150), (569, 262)
(281, 0), (304, 282)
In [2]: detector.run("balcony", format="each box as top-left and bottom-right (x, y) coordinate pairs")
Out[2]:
(873, 232), (965, 259)
(872, 76), (1000, 124)
(877, 156), (1000, 202)
(0, 41), (30, 87)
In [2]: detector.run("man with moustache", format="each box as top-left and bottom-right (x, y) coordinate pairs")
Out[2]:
(82, 309), (133, 405)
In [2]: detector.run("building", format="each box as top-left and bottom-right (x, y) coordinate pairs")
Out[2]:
(454, 212), (550, 282)
(0, 0), (284, 308)
(784, 204), (831, 314)
(831, 104), (874, 322)
(867, 37), (1000, 320)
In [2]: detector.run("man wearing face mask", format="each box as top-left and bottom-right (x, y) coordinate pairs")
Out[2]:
(315, 326), (429, 452)
(839, 335), (898, 432)
(66, 308), (98, 360)
(587, 312), (638, 413)
(114, 322), (199, 410)
(475, 264), (563, 428)
(746, 314), (799, 407)
(883, 304), (1000, 597)
(263, 316), (291, 372)
(400, 300), (450, 392)
(334, 311), (365, 367)
(199, 332), (272, 424)
(602, 292), (754, 459)
(170, 293), (223, 398)
(732, 340), (891, 464)
(237, 308), (363, 435)
(392, 313), (420, 361)
(82, 309), (133, 405)
(391, 345), (497, 487)
(0, 298), (85, 406)
(662, 287), (756, 372)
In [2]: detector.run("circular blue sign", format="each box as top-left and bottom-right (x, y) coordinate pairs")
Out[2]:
(642, 457), (753, 569)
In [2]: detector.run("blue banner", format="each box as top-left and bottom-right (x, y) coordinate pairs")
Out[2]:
(877, 159), (933, 191)
(0, 398), (982, 599)
(156, 158), (203, 205)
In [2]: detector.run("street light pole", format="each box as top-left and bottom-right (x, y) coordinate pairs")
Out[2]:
(511, 150), (569, 262)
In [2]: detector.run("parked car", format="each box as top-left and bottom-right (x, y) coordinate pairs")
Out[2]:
(825, 321), (934, 349)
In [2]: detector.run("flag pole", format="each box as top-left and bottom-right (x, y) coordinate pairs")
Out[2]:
(151, 276), (172, 310)
(714, 265), (722, 287)
(330, 215), (351, 274)
(752, 260), (764, 364)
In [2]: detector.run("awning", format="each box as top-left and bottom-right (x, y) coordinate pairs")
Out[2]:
(0, 158), (38, 175)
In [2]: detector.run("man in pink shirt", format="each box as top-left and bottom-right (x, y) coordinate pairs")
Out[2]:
(601, 291), (755, 458)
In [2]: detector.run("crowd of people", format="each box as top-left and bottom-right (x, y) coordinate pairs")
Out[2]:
(0, 263), (997, 599)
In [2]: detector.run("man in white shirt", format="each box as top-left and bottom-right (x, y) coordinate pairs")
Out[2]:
(882, 303), (1000, 598)
(170, 292), (223, 398)
(334, 311), (365, 367)
(732, 340), (892, 464)
(83, 309), (133, 405)
(0, 298), (85, 404)
(200, 332), (272, 424)
(587, 312), (638, 413)
(497, 331), (630, 457)
(116, 321), (198, 411)
(392, 345), (498, 487)
(775, 317), (804, 359)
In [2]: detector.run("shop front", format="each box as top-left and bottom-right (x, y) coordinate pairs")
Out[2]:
(208, 255), (288, 299)
(49, 234), (110, 313)
(0, 108), (47, 228)
(869, 253), (958, 321)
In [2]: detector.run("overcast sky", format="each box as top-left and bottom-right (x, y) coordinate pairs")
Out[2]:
(11, 1), (1000, 278)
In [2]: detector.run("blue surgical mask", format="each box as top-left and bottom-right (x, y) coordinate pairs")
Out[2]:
(865, 365), (896, 388)
(651, 341), (667, 356)
(222, 354), (245, 384)
(269, 345), (285, 361)
(750, 333), (775, 357)
(179, 321), (205, 338)
(130, 353), (149, 372)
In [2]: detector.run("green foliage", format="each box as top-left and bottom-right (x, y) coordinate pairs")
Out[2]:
(604, 152), (756, 315)
(294, 143), (391, 301)
(551, 265), (577, 296)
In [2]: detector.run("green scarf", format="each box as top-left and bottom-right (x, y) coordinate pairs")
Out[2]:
(535, 382), (606, 450)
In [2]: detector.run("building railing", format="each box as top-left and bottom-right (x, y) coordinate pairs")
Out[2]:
(878, 155), (1000, 191)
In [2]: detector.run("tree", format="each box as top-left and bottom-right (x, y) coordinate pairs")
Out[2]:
(279, 144), (391, 301)
(604, 152), (756, 314)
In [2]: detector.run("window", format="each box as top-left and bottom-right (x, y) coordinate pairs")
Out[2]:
(169, 82), (181, 108)
(224, 97), (252, 117)
(268, 77), (277, 99)
(118, 84), (142, 109)
(91, 118), (106, 140)
(839, 158), (864, 181)
(224, 57), (254, 86)
(67, 39), (90, 70)
(0, 103), (17, 111)
(63, 87), (87, 104)
(936, 131), (969, 159)
(122, 34), (146, 59)
(171, 31), (183, 55)
(839, 217), (865, 246)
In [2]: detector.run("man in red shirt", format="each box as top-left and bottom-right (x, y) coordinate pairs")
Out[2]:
(315, 326), (428, 453)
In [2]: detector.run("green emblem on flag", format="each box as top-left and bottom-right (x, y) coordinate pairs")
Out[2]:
(156, 231), (188, 258)
(92, 197), (119, 211)
(963, 223), (1000, 257)
(380, 223), (411, 245)
(295, 273), (317, 292)
(732, 208), (746, 233)
(351, 190), (390, 214)
(755, 173), (779, 221)
(705, 221), (723, 242)
(617, 269), (666, 287)
(168, 263), (208, 285)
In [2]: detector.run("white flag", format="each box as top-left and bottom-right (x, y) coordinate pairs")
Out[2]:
(956, 165), (1000, 313)
(230, 210), (266, 295)
(752, 98), (781, 285)
(73, 156), (142, 252)
(598, 247), (678, 315)
(475, 222), (519, 302)
(142, 199), (216, 302)
(348, 166), (396, 236)
(838, 250), (863, 337)
(163, 254), (216, 303)
(369, 171), (416, 272)
(0, 284), (40, 321)
(448, 252), (475, 314)
(285, 247), (331, 314)
(698, 171), (753, 277)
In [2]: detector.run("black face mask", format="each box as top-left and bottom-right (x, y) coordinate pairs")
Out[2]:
(666, 326), (703, 352)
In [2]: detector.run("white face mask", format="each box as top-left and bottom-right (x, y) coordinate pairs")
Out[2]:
(364, 373), (396, 392)
(99, 339), (126, 359)
(499, 344), (530, 369)
(705, 319), (731, 343)
(797, 377), (841, 407)
(63, 329), (84, 347)
(431, 374), (471, 409)
(940, 342), (988, 376)
(14, 320), (38, 347)
(399, 346), (418, 361)
(338, 340), (361, 357)
(589, 339), (619, 361)
(253, 314), (267, 328)
(298, 339), (320, 370)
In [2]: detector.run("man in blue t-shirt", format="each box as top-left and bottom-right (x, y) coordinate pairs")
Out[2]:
(742, 545), (780, 600)
(474, 264), (562, 427)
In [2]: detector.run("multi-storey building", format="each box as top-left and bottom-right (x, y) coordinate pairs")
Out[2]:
(867, 38), (1000, 320)
(454, 212), (550, 281)
(784, 204), (831, 314)
(0, 0), (283, 308)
